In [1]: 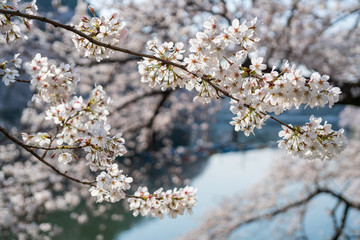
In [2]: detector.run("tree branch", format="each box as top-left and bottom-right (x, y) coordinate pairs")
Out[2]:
(330, 199), (342, 233)
(0, 9), (331, 134)
(147, 90), (172, 150)
(0, 124), (95, 186)
(0, 9), (185, 69)
(25, 144), (85, 150)
(331, 204), (350, 240)
(116, 90), (169, 111)
(221, 189), (322, 238)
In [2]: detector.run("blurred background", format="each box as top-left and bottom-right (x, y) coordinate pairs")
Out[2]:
(0, 0), (359, 239)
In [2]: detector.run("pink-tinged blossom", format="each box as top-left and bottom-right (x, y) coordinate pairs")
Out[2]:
(250, 57), (267, 75)
(90, 164), (132, 203)
(128, 185), (197, 219)
(0, 0), (38, 44)
(22, 132), (51, 147)
(58, 152), (73, 165)
(1, 54), (22, 86)
(25, 54), (78, 104)
(72, 7), (128, 61)
(278, 116), (346, 161)
(138, 38), (187, 91)
(137, 16), (345, 160)
(2, 68), (18, 85)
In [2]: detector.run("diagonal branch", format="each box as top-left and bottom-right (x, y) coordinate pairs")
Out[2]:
(0, 9), (185, 69)
(0, 9), (322, 134)
(0, 124), (95, 186)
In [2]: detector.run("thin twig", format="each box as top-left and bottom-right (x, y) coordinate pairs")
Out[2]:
(0, 73), (30, 83)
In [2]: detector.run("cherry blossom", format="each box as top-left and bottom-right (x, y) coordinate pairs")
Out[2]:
(278, 116), (346, 161)
(72, 6), (128, 61)
(138, 17), (345, 160)
(0, 0), (37, 44)
(90, 164), (133, 203)
(0, 53), (22, 85)
(128, 185), (197, 219)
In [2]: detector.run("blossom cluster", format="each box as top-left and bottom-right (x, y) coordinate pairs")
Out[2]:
(89, 164), (133, 203)
(22, 54), (126, 170)
(1, 53), (22, 85)
(138, 17), (345, 160)
(21, 132), (51, 147)
(138, 18), (259, 103)
(72, 6), (128, 61)
(278, 115), (346, 161)
(0, 0), (37, 44)
(25, 53), (79, 104)
(128, 185), (197, 219)
(44, 86), (126, 171)
(229, 63), (341, 136)
(138, 38), (187, 91)
(18, 53), (197, 218)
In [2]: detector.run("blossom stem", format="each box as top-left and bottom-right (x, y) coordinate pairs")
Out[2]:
(0, 73), (30, 83)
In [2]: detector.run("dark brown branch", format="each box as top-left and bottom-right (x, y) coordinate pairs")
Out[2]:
(318, 188), (360, 209)
(121, 90), (172, 148)
(332, 204), (350, 240)
(26, 144), (85, 150)
(0, 9), (185, 69)
(330, 199), (342, 234)
(147, 90), (172, 150)
(282, 0), (299, 57)
(116, 90), (169, 111)
(146, 90), (172, 129)
(13, 78), (30, 83)
(0, 124), (95, 186)
(321, 8), (360, 35)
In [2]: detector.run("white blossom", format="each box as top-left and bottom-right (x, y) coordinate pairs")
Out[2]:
(128, 185), (197, 219)
(58, 152), (73, 165)
(278, 116), (347, 161)
(72, 7), (128, 61)
(90, 164), (133, 203)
